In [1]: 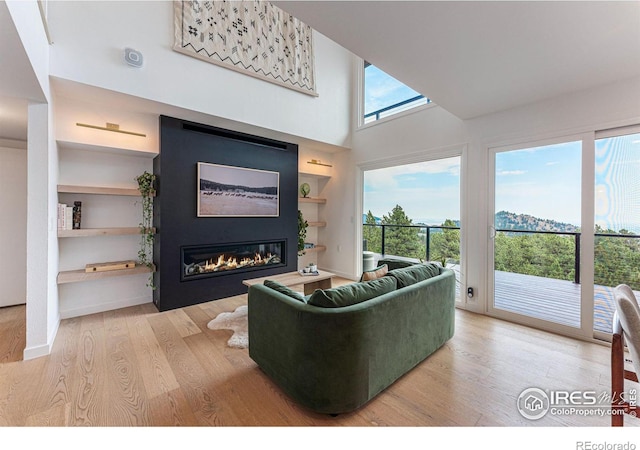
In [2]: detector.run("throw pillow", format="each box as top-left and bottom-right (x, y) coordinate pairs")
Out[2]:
(386, 263), (440, 289)
(264, 279), (306, 303)
(360, 264), (388, 282)
(307, 276), (397, 308)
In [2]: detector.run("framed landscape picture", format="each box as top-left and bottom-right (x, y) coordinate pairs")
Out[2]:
(197, 162), (280, 217)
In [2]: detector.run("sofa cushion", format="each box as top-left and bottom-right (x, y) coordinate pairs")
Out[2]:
(308, 276), (397, 308)
(264, 279), (306, 303)
(387, 263), (440, 288)
(377, 258), (416, 271)
(359, 264), (388, 282)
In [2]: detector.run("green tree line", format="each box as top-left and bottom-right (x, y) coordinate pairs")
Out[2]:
(364, 205), (640, 290)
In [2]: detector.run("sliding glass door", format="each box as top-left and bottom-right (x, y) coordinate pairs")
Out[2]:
(489, 140), (584, 333)
(593, 128), (640, 339)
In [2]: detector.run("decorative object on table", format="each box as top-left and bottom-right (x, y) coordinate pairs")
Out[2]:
(135, 171), (156, 289)
(300, 262), (318, 276)
(72, 201), (82, 229)
(298, 210), (308, 256)
(173, 0), (316, 96)
(299, 269), (320, 277)
(85, 260), (136, 273)
(299, 182), (310, 198)
(207, 305), (248, 349)
(197, 162), (279, 217)
(304, 242), (315, 249)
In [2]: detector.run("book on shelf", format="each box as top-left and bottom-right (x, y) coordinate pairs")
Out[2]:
(57, 203), (66, 229)
(57, 203), (74, 230)
(65, 206), (73, 230)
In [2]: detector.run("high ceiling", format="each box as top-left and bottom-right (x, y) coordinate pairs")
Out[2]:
(275, 0), (640, 119)
(2, 1), (639, 142)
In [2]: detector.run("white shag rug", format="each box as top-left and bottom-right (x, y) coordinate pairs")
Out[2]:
(207, 305), (248, 349)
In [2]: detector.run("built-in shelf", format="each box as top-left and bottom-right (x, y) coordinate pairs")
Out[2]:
(57, 140), (157, 158)
(57, 264), (155, 284)
(298, 197), (326, 204)
(57, 227), (154, 238)
(57, 184), (147, 196)
(302, 245), (326, 254)
(299, 171), (331, 180)
(307, 221), (326, 227)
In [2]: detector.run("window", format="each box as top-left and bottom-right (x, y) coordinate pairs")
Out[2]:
(363, 62), (431, 124)
(362, 156), (461, 298)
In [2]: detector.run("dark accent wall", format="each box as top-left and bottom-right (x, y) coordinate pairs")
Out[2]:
(153, 116), (298, 311)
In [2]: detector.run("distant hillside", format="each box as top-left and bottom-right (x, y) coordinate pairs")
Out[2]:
(495, 210), (579, 233)
(200, 179), (277, 195)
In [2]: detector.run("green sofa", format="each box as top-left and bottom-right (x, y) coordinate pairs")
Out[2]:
(247, 263), (456, 414)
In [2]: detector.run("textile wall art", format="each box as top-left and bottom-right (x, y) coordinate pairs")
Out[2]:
(174, 0), (316, 95)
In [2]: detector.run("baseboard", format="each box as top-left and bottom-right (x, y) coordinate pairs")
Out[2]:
(60, 295), (153, 319)
(22, 315), (60, 361)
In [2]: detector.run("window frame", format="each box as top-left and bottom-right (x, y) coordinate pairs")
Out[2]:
(357, 59), (435, 129)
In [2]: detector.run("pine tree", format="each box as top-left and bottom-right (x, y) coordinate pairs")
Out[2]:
(381, 204), (424, 259)
(430, 219), (460, 265)
(363, 210), (381, 253)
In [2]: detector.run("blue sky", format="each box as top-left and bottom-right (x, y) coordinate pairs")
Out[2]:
(364, 64), (422, 115)
(363, 135), (640, 232)
(595, 133), (640, 232)
(363, 157), (461, 225)
(495, 141), (582, 226)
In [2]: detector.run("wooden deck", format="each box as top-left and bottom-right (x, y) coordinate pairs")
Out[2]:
(495, 270), (633, 334)
(369, 254), (627, 334)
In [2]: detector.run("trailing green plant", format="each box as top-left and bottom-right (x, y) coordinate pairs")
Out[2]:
(136, 171), (156, 289)
(298, 209), (308, 256)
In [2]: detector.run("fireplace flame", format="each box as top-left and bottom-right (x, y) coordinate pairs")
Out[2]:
(202, 252), (275, 273)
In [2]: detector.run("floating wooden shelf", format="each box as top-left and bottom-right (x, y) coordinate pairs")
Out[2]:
(57, 140), (157, 158)
(58, 185), (145, 196)
(298, 197), (326, 204)
(299, 171), (331, 180)
(57, 227), (154, 238)
(57, 264), (155, 284)
(302, 245), (326, 254)
(307, 221), (326, 228)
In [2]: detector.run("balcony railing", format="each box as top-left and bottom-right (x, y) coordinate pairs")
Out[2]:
(363, 223), (640, 287)
(364, 95), (431, 123)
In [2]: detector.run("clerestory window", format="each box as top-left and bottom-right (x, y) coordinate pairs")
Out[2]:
(363, 61), (431, 124)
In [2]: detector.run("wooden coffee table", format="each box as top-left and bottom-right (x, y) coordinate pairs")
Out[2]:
(242, 270), (336, 295)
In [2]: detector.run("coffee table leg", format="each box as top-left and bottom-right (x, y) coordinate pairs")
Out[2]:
(304, 278), (332, 295)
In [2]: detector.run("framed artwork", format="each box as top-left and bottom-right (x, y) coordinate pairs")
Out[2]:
(197, 162), (279, 217)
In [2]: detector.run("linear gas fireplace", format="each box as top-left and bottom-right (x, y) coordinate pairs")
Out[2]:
(181, 240), (285, 281)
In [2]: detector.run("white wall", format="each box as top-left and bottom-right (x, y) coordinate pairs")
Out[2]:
(48, 0), (353, 150)
(5, 0), (56, 360)
(0, 142), (27, 308)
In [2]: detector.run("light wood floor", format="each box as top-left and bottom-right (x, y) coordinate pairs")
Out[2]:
(0, 280), (638, 427)
(0, 304), (26, 364)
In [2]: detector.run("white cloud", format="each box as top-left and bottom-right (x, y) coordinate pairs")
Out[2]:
(497, 170), (526, 176)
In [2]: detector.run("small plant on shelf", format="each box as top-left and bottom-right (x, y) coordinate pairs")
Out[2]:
(136, 171), (156, 289)
(298, 209), (308, 256)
